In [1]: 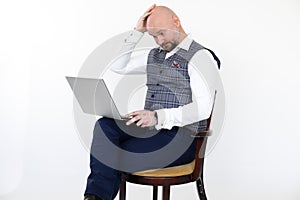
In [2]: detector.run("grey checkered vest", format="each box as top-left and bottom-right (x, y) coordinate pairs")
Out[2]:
(144, 40), (207, 132)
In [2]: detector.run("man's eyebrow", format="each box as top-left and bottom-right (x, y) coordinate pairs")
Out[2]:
(149, 30), (164, 37)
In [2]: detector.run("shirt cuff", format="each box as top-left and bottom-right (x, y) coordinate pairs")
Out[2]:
(124, 30), (144, 44)
(154, 109), (173, 130)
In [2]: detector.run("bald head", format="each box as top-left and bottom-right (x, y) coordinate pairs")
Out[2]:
(145, 6), (187, 52)
(146, 6), (181, 32)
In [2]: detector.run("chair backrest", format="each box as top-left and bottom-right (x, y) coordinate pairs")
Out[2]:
(191, 90), (217, 180)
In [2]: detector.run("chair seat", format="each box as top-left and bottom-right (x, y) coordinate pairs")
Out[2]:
(132, 160), (195, 177)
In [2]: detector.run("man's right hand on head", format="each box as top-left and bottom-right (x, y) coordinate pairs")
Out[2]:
(135, 4), (156, 33)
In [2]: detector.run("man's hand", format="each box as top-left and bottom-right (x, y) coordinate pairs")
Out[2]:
(135, 4), (156, 33)
(125, 110), (157, 127)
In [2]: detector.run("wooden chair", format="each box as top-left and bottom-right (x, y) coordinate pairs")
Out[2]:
(119, 92), (216, 200)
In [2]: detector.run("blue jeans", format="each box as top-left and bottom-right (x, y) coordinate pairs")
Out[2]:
(84, 117), (197, 200)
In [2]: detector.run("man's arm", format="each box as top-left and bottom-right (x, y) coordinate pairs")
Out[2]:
(109, 4), (156, 75)
(109, 30), (148, 74)
(154, 50), (217, 130)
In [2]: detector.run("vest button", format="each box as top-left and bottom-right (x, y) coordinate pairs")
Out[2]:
(159, 70), (163, 74)
(156, 83), (160, 86)
(151, 94), (155, 98)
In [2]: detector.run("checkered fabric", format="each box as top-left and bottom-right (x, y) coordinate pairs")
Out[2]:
(144, 41), (207, 132)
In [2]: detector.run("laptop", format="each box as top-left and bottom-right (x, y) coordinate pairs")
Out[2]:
(66, 76), (131, 120)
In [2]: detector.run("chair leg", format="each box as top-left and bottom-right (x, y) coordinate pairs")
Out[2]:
(153, 186), (158, 200)
(162, 186), (170, 200)
(196, 178), (207, 200)
(119, 179), (126, 200)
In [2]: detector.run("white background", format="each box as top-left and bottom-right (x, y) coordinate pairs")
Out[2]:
(1, 0), (300, 199)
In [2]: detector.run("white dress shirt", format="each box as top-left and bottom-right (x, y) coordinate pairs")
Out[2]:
(109, 30), (217, 130)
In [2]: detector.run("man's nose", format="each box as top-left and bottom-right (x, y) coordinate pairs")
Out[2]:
(156, 36), (165, 46)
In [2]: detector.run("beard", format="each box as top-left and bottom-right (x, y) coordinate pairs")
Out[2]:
(161, 41), (177, 52)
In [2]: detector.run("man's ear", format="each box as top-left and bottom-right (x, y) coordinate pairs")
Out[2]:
(172, 15), (181, 28)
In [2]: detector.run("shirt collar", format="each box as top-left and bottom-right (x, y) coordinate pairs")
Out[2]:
(176, 34), (193, 51)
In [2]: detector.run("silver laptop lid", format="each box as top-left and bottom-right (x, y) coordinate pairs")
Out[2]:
(66, 76), (129, 120)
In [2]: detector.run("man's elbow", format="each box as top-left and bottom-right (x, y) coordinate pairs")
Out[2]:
(199, 99), (213, 120)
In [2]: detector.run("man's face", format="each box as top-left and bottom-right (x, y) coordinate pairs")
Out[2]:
(147, 28), (180, 52)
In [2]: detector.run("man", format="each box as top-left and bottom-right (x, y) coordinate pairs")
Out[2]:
(84, 4), (220, 200)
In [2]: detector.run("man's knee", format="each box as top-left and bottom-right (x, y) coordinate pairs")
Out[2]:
(93, 117), (113, 135)
(94, 117), (123, 137)
(95, 117), (118, 130)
